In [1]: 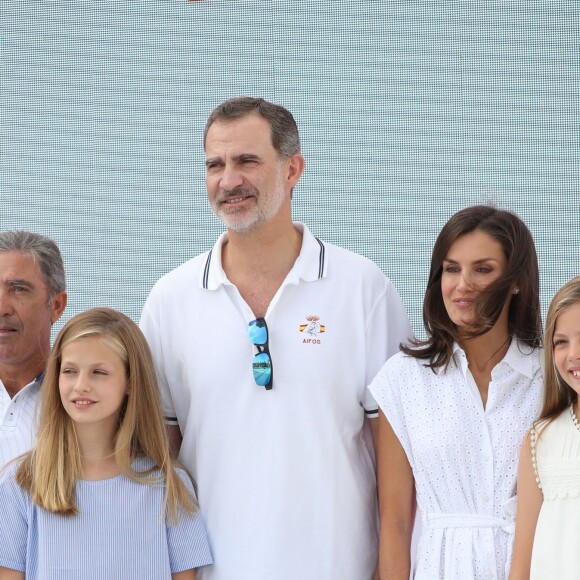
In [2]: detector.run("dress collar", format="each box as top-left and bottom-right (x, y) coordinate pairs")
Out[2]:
(451, 338), (539, 379)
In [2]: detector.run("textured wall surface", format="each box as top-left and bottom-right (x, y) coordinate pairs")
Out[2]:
(1, 1), (578, 337)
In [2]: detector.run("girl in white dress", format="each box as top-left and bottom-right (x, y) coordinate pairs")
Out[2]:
(370, 205), (543, 579)
(510, 276), (580, 580)
(0, 307), (212, 580)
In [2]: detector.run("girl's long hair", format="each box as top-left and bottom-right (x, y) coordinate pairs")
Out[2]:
(16, 307), (196, 522)
(538, 276), (580, 424)
(401, 205), (542, 370)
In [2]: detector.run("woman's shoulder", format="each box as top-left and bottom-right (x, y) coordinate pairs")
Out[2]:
(371, 352), (414, 389)
(508, 340), (543, 375)
(382, 349), (431, 374)
(369, 350), (441, 406)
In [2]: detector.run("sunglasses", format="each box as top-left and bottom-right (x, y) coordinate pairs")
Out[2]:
(247, 318), (273, 390)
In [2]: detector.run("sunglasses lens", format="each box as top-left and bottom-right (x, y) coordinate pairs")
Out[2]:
(248, 319), (268, 345)
(252, 352), (272, 387)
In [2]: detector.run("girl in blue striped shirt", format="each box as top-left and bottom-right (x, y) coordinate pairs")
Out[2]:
(0, 307), (212, 580)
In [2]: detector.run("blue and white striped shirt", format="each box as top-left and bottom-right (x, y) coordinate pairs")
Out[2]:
(0, 456), (213, 579)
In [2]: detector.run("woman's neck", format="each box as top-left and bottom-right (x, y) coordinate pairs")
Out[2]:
(75, 423), (120, 481)
(459, 323), (511, 374)
(459, 323), (512, 409)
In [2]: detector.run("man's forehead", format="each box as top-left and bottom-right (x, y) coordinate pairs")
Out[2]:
(210, 112), (268, 130)
(205, 115), (273, 152)
(0, 251), (44, 284)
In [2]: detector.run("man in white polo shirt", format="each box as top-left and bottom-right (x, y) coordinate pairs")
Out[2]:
(140, 97), (413, 580)
(0, 231), (67, 468)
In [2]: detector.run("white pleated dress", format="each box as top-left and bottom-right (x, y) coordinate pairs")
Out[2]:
(530, 407), (580, 579)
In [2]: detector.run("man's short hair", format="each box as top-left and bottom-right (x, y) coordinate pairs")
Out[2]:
(204, 96), (301, 159)
(0, 230), (66, 296)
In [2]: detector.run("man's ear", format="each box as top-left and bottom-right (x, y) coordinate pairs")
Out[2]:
(50, 291), (67, 324)
(285, 153), (305, 189)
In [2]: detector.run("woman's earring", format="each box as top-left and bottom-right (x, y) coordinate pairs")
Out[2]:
(512, 287), (520, 295)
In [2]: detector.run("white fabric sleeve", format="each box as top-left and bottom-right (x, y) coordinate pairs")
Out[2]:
(167, 470), (213, 572)
(140, 292), (179, 426)
(368, 356), (415, 469)
(0, 467), (28, 572)
(363, 278), (414, 418)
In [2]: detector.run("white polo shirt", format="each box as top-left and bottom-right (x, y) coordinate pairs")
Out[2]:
(0, 376), (41, 469)
(140, 223), (413, 580)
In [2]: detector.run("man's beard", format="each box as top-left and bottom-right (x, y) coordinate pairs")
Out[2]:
(211, 180), (285, 233)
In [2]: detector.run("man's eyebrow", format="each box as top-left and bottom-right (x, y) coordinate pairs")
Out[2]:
(235, 153), (261, 162)
(7, 279), (35, 289)
(205, 153), (262, 167)
(205, 157), (223, 167)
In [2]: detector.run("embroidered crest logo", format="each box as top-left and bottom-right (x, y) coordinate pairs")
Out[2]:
(299, 315), (325, 344)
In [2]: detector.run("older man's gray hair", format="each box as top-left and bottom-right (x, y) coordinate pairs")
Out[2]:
(0, 230), (66, 297)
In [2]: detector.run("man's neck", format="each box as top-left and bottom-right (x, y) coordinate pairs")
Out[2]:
(222, 220), (303, 318)
(0, 361), (46, 398)
(223, 220), (302, 280)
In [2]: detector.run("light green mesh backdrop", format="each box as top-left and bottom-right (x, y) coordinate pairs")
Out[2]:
(1, 1), (578, 339)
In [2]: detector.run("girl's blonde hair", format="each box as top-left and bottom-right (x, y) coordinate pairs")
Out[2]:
(538, 276), (580, 424)
(16, 307), (196, 522)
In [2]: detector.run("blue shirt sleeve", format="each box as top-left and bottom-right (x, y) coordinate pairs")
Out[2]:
(0, 465), (28, 572)
(167, 469), (213, 573)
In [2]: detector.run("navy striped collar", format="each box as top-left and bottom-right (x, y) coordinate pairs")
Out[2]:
(200, 222), (327, 290)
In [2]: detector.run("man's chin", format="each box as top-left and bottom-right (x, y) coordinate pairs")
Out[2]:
(218, 212), (263, 233)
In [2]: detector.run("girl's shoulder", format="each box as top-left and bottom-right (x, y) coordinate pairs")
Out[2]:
(131, 454), (158, 473)
(130, 455), (195, 490)
(172, 464), (196, 494)
(532, 406), (580, 498)
(531, 407), (576, 464)
(0, 460), (30, 508)
(0, 458), (27, 488)
(534, 407), (571, 438)
(0, 460), (19, 483)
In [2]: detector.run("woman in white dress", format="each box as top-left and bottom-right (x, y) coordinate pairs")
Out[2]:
(510, 276), (580, 580)
(370, 205), (543, 579)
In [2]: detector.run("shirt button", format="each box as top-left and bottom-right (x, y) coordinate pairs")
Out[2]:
(483, 494), (491, 502)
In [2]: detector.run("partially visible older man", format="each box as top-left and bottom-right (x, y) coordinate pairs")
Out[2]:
(0, 230), (67, 467)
